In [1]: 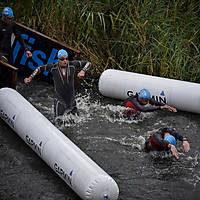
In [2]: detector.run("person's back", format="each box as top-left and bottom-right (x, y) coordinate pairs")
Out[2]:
(121, 95), (139, 117)
(144, 128), (190, 159)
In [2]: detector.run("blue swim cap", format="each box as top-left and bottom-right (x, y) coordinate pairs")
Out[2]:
(57, 49), (68, 59)
(2, 7), (14, 17)
(138, 89), (151, 99)
(164, 135), (176, 146)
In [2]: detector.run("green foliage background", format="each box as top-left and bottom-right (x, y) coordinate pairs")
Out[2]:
(1, 0), (200, 82)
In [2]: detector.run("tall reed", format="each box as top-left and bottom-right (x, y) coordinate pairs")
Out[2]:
(1, 0), (200, 82)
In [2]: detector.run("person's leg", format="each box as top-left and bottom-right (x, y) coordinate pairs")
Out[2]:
(54, 98), (66, 118)
(69, 106), (79, 116)
(66, 101), (79, 116)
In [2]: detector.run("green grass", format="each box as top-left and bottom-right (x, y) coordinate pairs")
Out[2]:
(1, 0), (200, 82)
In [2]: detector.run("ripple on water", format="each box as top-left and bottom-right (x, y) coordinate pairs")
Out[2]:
(4, 84), (200, 200)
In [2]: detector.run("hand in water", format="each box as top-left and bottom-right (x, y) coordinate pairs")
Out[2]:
(161, 105), (177, 112)
(183, 140), (190, 152)
(170, 145), (179, 159)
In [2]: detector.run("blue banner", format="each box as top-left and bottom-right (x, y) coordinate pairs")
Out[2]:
(11, 23), (80, 77)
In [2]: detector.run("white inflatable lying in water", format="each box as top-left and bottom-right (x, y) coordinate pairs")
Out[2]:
(99, 69), (200, 114)
(0, 87), (119, 200)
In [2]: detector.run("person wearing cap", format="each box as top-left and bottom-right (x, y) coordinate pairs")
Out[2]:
(24, 49), (91, 118)
(0, 7), (32, 88)
(122, 88), (177, 118)
(144, 127), (190, 159)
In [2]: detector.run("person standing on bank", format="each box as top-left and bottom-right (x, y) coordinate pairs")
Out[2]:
(24, 49), (91, 118)
(144, 127), (190, 159)
(122, 88), (177, 117)
(0, 7), (32, 87)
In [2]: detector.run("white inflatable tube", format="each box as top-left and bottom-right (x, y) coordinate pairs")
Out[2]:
(99, 69), (200, 114)
(0, 88), (119, 200)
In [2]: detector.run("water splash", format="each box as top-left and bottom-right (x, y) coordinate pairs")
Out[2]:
(53, 92), (145, 128)
(19, 86), (200, 190)
(115, 135), (146, 150)
(79, 134), (146, 152)
(76, 92), (155, 125)
(24, 87), (156, 128)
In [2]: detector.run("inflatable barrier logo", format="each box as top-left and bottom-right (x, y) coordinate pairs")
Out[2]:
(127, 90), (167, 104)
(54, 162), (73, 186)
(0, 109), (15, 129)
(25, 134), (42, 156)
(151, 90), (167, 104)
(11, 23), (78, 77)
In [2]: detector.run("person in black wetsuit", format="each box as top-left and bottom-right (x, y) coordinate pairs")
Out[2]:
(144, 127), (190, 159)
(122, 88), (177, 118)
(24, 49), (91, 118)
(0, 7), (32, 88)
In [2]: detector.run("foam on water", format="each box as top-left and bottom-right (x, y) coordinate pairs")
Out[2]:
(16, 85), (200, 193)
(21, 85), (159, 129)
(28, 91), (157, 128)
(75, 92), (156, 125)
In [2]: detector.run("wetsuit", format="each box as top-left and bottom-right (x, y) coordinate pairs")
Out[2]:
(144, 128), (187, 152)
(122, 94), (165, 117)
(0, 18), (28, 87)
(31, 60), (90, 117)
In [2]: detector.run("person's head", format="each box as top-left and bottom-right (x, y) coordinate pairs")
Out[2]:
(164, 135), (176, 146)
(57, 49), (68, 66)
(1, 7), (14, 24)
(138, 88), (151, 105)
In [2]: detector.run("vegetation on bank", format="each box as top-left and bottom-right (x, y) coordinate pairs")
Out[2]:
(1, 0), (200, 82)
